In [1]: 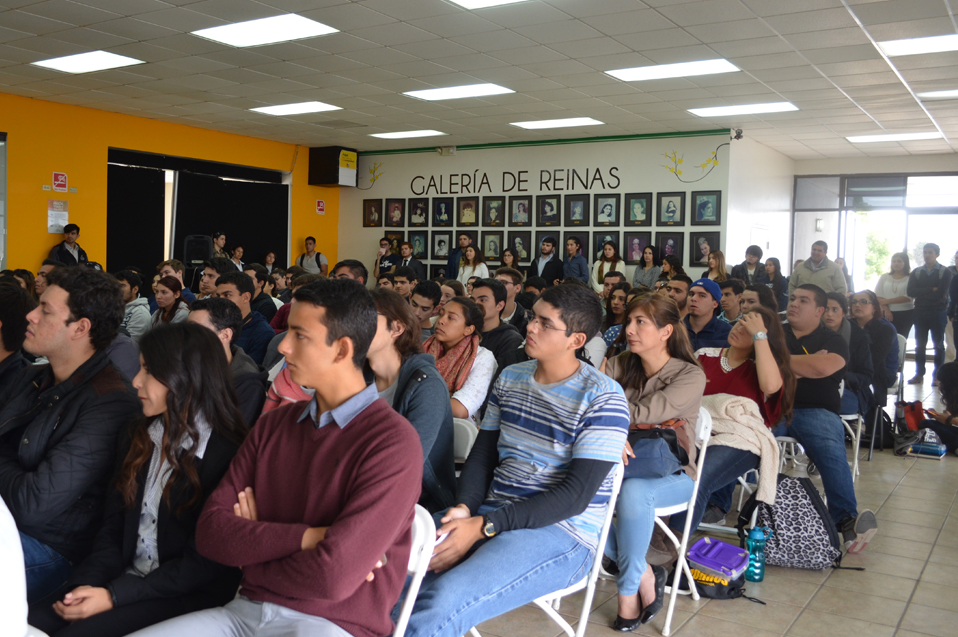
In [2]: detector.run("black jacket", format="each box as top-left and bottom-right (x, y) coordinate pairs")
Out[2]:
(908, 264), (953, 312)
(68, 426), (242, 607)
(399, 256), (427, 283)
(505, 304), (529, 338)
(0, 350), (141, 562)
(842, 320), (875, 414)
(48, 241), (89, 267)
(0, 351), (27, 395)
(250, 292), (277, 323)
(480, 322), (524, 365)
(729, 261), (769, 286)
(526, 254), (564, 287)
(230, 345), (268, 427)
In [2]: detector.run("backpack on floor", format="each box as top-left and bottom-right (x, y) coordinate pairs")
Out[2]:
(735, 474), (842, 570)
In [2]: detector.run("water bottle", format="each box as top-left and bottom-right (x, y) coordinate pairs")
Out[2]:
(745, 526), (770, 582)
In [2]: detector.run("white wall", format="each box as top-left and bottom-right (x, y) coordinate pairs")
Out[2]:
(340, 134), (730, 284)
(726, 138), (795, 274)
(795, 154), (958, 175)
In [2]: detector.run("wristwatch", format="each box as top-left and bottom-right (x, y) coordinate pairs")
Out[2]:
(481, 514), (497, 538)
(752, 331), (768, 342)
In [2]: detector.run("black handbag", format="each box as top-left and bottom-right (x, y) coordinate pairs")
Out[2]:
(623, 420), (689, 480)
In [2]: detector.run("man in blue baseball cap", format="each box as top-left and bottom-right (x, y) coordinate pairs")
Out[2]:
(684, 278), (731, 350)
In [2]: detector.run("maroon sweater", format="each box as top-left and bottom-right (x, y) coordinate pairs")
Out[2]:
(195, 398), (423, 637)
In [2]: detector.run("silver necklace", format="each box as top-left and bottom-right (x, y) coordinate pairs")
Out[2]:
(720, 350), (734, 373)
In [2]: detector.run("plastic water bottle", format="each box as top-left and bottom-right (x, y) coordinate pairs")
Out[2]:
(745, 526), (770, 582)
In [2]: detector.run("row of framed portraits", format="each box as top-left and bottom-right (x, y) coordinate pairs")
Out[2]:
(381, 229), (720, 270)
(363, 190), (721, 229)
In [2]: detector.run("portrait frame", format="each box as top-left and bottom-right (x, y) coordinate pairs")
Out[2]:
(482, 196), (505, 227)
(508, 195), (532, 227)
(384, 231), (405, 256)
(594, 231), (620, 261)
(409, 231), (428, 260)
(385, 198), (405, 227)
(593, 193), (621, 227)
(363, 199), (382, 228)
(507, 231), (533, 262)
(536, 194), (561, 227)
(689, 231), (720, 269)
(457, 196), (479, 227)
(657, 192), (685, 227)
(432, 197), (453, 227)
(408, 198), (429, 227)
(482, 230), (504, 262)
(562, 230), (590, 264)
(623, 232), (653, 266)
(564, 194), (590, 227)
(655, 232), (684, 264)
(430, 264), (446, 280)
(624, 192), (652, 227)
(691, 191), (721, 227)
(432, 231), (451, 260)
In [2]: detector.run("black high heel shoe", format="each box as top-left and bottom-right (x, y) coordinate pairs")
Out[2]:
(639, 565), (667, 625)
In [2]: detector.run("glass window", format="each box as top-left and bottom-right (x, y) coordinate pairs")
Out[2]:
(844, 176), (906, 209)
(906, 175), (958, 207)
(794, 176), (840, 210)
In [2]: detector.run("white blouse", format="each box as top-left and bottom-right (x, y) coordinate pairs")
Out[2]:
(453, 347), (497, 422)
(458, 263), (490, 285)
(590, 259), (626, 293)
(875, 274), (914, 312)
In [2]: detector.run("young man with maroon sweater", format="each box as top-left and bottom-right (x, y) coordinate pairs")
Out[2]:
(130, 279), (424, 637)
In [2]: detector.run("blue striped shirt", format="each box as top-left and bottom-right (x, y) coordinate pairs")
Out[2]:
(481, 360), (629, 550)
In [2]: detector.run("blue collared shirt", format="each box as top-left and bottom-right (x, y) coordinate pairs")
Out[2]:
(297, 381), (380, 429)
(563, 254), (590, 284)
(684, 313), (732, 351)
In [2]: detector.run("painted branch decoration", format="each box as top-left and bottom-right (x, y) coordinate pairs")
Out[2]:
(662, 143), (729, 183)
(358, 161), (384, 190)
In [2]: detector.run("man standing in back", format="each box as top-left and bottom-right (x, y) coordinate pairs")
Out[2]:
(295, 236), (328, 276)
(526, 236), (564, 287)
(908, 243), (953, 385)
(48, 224), (89, 267)
(788, 241), (847, 296)
(730, 245), (768, 286)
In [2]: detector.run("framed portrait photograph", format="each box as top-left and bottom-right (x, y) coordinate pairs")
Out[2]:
(482, 231), (504, 261)
(562, 230), (590, 263)
(507, 231), (532, 262)
(508, 195), (532, 227)
(623, 232), (653, 265)
(564, 194), (589, 226)
(385, 199), (405, 227)
(690, 231), (720, 269)
(657, 192), (685, 227)
(432, 231), (451, 260)
(363, 199), (382, 228)
(624, 193), (652, 227)
(457, 197), (479, 226)
(430, 264), (446, 280)
(408, 198), (429, 227)
(384, 231), (405, 255)
(691, 191), (721, 226)
(409, 231), (428, 260)
(655, 232), (684, 263)
(433, 197), (453, 227)
(593, 194), (620, 227)
(594, 231), (620, 260)
(482, 196), (505, 227)
(536, 195), (560, 227)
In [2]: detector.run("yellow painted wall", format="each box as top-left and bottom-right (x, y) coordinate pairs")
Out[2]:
(0, 92), (339, 271)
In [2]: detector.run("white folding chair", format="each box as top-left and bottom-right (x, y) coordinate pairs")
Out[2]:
(838, 379), (864, 482)
(26, 628), (51, 637)
(887, 333), (907, 405)
(467, 463), (625, 637)
(393, 505), (436, 637)
(453, 418), (477, 465)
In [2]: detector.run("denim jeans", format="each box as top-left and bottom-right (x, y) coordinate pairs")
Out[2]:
(604, 473), (693, 595)
(20, 532), (71, 604)
(774, 408), (857, 524)
(669, 446), (759, 533)
(914, 308), (947, 378)
(405, 522), (592, 637)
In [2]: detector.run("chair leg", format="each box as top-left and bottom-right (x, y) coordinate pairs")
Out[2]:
(469, 629), (482, 637)
(532, 599), (575, 637)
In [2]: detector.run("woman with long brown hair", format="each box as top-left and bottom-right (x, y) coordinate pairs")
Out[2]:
(150, 276), (189, 328)
(702, 250), (728, 282)
(29, 323), (246, 637)
(591, 240), (626, 294)
(602, 293), (705, 629)
(457, 245), (489, 284)
(660, 255), (685, 280)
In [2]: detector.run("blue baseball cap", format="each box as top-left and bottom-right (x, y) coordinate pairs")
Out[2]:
(690, 278), (722, 303)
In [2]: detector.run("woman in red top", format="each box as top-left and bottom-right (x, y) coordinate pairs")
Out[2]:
(670, 305), (795, 529)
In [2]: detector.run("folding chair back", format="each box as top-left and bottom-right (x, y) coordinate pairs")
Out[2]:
(453, 418), (478, 464)
(393, 505), (436, 637)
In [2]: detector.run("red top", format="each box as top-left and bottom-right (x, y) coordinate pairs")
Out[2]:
(195, 398), (423, 637)
(697, 348), (783, 428)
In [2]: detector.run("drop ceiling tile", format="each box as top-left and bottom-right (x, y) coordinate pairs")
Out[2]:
(731, 51), (807, 71)
(19, 0), (120, 26)
(380, 59), (457, 77)
(358, 0), (459, 22)
(407, 12), (500, 38)
(852, 0), (947, 24)
(815, 59), (889, 76)
(519, 58), (596, 77)
(683, 19), (775, 43)
(865, 18), (954, 41)
(488, 44), (566, 66)
(708, 36), (795, 58)
(164, 73), (238, 90)
(580, 9), (677, 37)
(48, 25), (132, 48)
(292, 56), (366, 74)
(0, 67), (40, 84)
(3, 34), (86, 56)
(390, 38), (476, 60)
(135, 7), (226, 31)
(205, 83), (274, 97)
(643, 45), (730, 65)
(349, 22), (438, 47)
(548, 72), (620, 88)
(613, 28), (701, 51)
(72, 0), (173, 16)
(106, 41), (183, 62)
(802, 44), (882, 64)
(466, 65), (539, 83)
(0, 24), (33, 44)
(155, 55), (236, 74)
(242, 41), (328, 61)
(656, 0), (757, 27)
(340, 46), (417, 67)
(706, 82), (779, 97)
(782, 27), (871, 50)
(90, 17), (179, 40)
(449, 28), (535, 52)
(298, 32), (381, 55)
(0, 9), (73, 35)
(744, 0), (845, 18)
(571, 51), (655, 72)
(438, 52), (510, 72)
(187, 0), (281, 22)
(830, 71), (901, 88)
(892, 51), (958, 70)
(475, 2), (574, 29)
(515, 19), (601, 46)
(204, 67), (274, 84)
(764, 8), (858, 34)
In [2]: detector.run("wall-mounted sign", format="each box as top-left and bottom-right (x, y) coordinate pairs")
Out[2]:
(53, 172), (68, 192)
(316, 200), (325, 215)
(48, 199), (68, 233)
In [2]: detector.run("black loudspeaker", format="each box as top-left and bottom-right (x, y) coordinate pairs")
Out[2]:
(184, 235), (213, 266)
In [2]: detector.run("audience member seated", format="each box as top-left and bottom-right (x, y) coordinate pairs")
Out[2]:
(410, 280), (442, 341)
(701, 250), (728, 282)
(919, 362), (958, 453)
(270, 273), (323, 334)
(156, 260), (196, 306)
(115, 270), (151, 342)
(105, 331), (141, 383)
(632, 246), (662, 289)
(525, 235), (563, 286)
(602, 282), (631, 351)
(215, 271), (273, 366)
(150, 276), (189, 328)
(393, 266), (418, 301)
(591, 241), (626, 294)
(563, 237), (590, 285)
(660, 255), (685, 281)
(458, 245), (489, 285)
(0, 268), (140, 603)
(730, 245), (769, 286)
(271, 268), (291, 304)
(666, 275), (692, 320)
(778, 284), (876, 552)
(367, 289), (456, 513)
(36, 259), (62, 297)
(404, 284), (628, 637)
(493, 269), (528, 337)
(471, 278), (523, 364)
(128, 279), (423, 637)
(684, 278), (731, 350)
(12, 268), (38, 300)
(242, 264), (277, 323)
(49, 223), (89, 267)
(197, 258), (236, 302)
(823, 293), (874, 417)
(293, 235), (328, 276)
(601, 271), (627, 305)
(876, 252), (914, 337)
(742, 282), (779, 314)
(764, 257), (789, 310)
(850, 290), (896, 412)
(423, 297), (496, 422)
(603, 293), (704, 630)
(788, 241), (847, 296)
(377, 273), (395, 290)
(670, 307), (793, 530)
(189, 298), (269, 426)
(331, 259), (368, 286)
(718, 278), (745, 325)
(0, 281), (35, 391)
(28, 323), (246, 637)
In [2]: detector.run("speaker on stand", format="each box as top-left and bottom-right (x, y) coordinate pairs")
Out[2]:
(183, 235), (213, 293)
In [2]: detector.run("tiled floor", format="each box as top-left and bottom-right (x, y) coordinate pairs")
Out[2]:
(473, 362), (958, 637)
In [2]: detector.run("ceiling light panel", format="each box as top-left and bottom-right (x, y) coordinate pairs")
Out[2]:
(370, 130), (447, 139)
(251, 101), (341, 116)
(404, 83), (514, 101)
(688, 102), (798, 117)
(878, 34), (958, 57)
(846, 132), (943, 143)
(447, 0), (531, 8)
(32, 51), (144, 74)
(511, 117), (604, 129)
(917, 89), (958, 99)
(192, 15), (338, 48)
(606, 59), (739, 82)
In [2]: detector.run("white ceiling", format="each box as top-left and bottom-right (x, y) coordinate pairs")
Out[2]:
(1, 0), (958, 159)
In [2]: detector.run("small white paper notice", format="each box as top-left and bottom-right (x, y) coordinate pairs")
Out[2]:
(48, 199), (68, 233)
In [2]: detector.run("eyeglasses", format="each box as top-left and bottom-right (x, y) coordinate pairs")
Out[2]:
(849, 299), (871, 305)
(528, 316), (569, 333)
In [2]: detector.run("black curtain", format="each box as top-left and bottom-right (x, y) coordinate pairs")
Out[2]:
(173, 172), (288, 279)
(107, 164), (165, 274)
